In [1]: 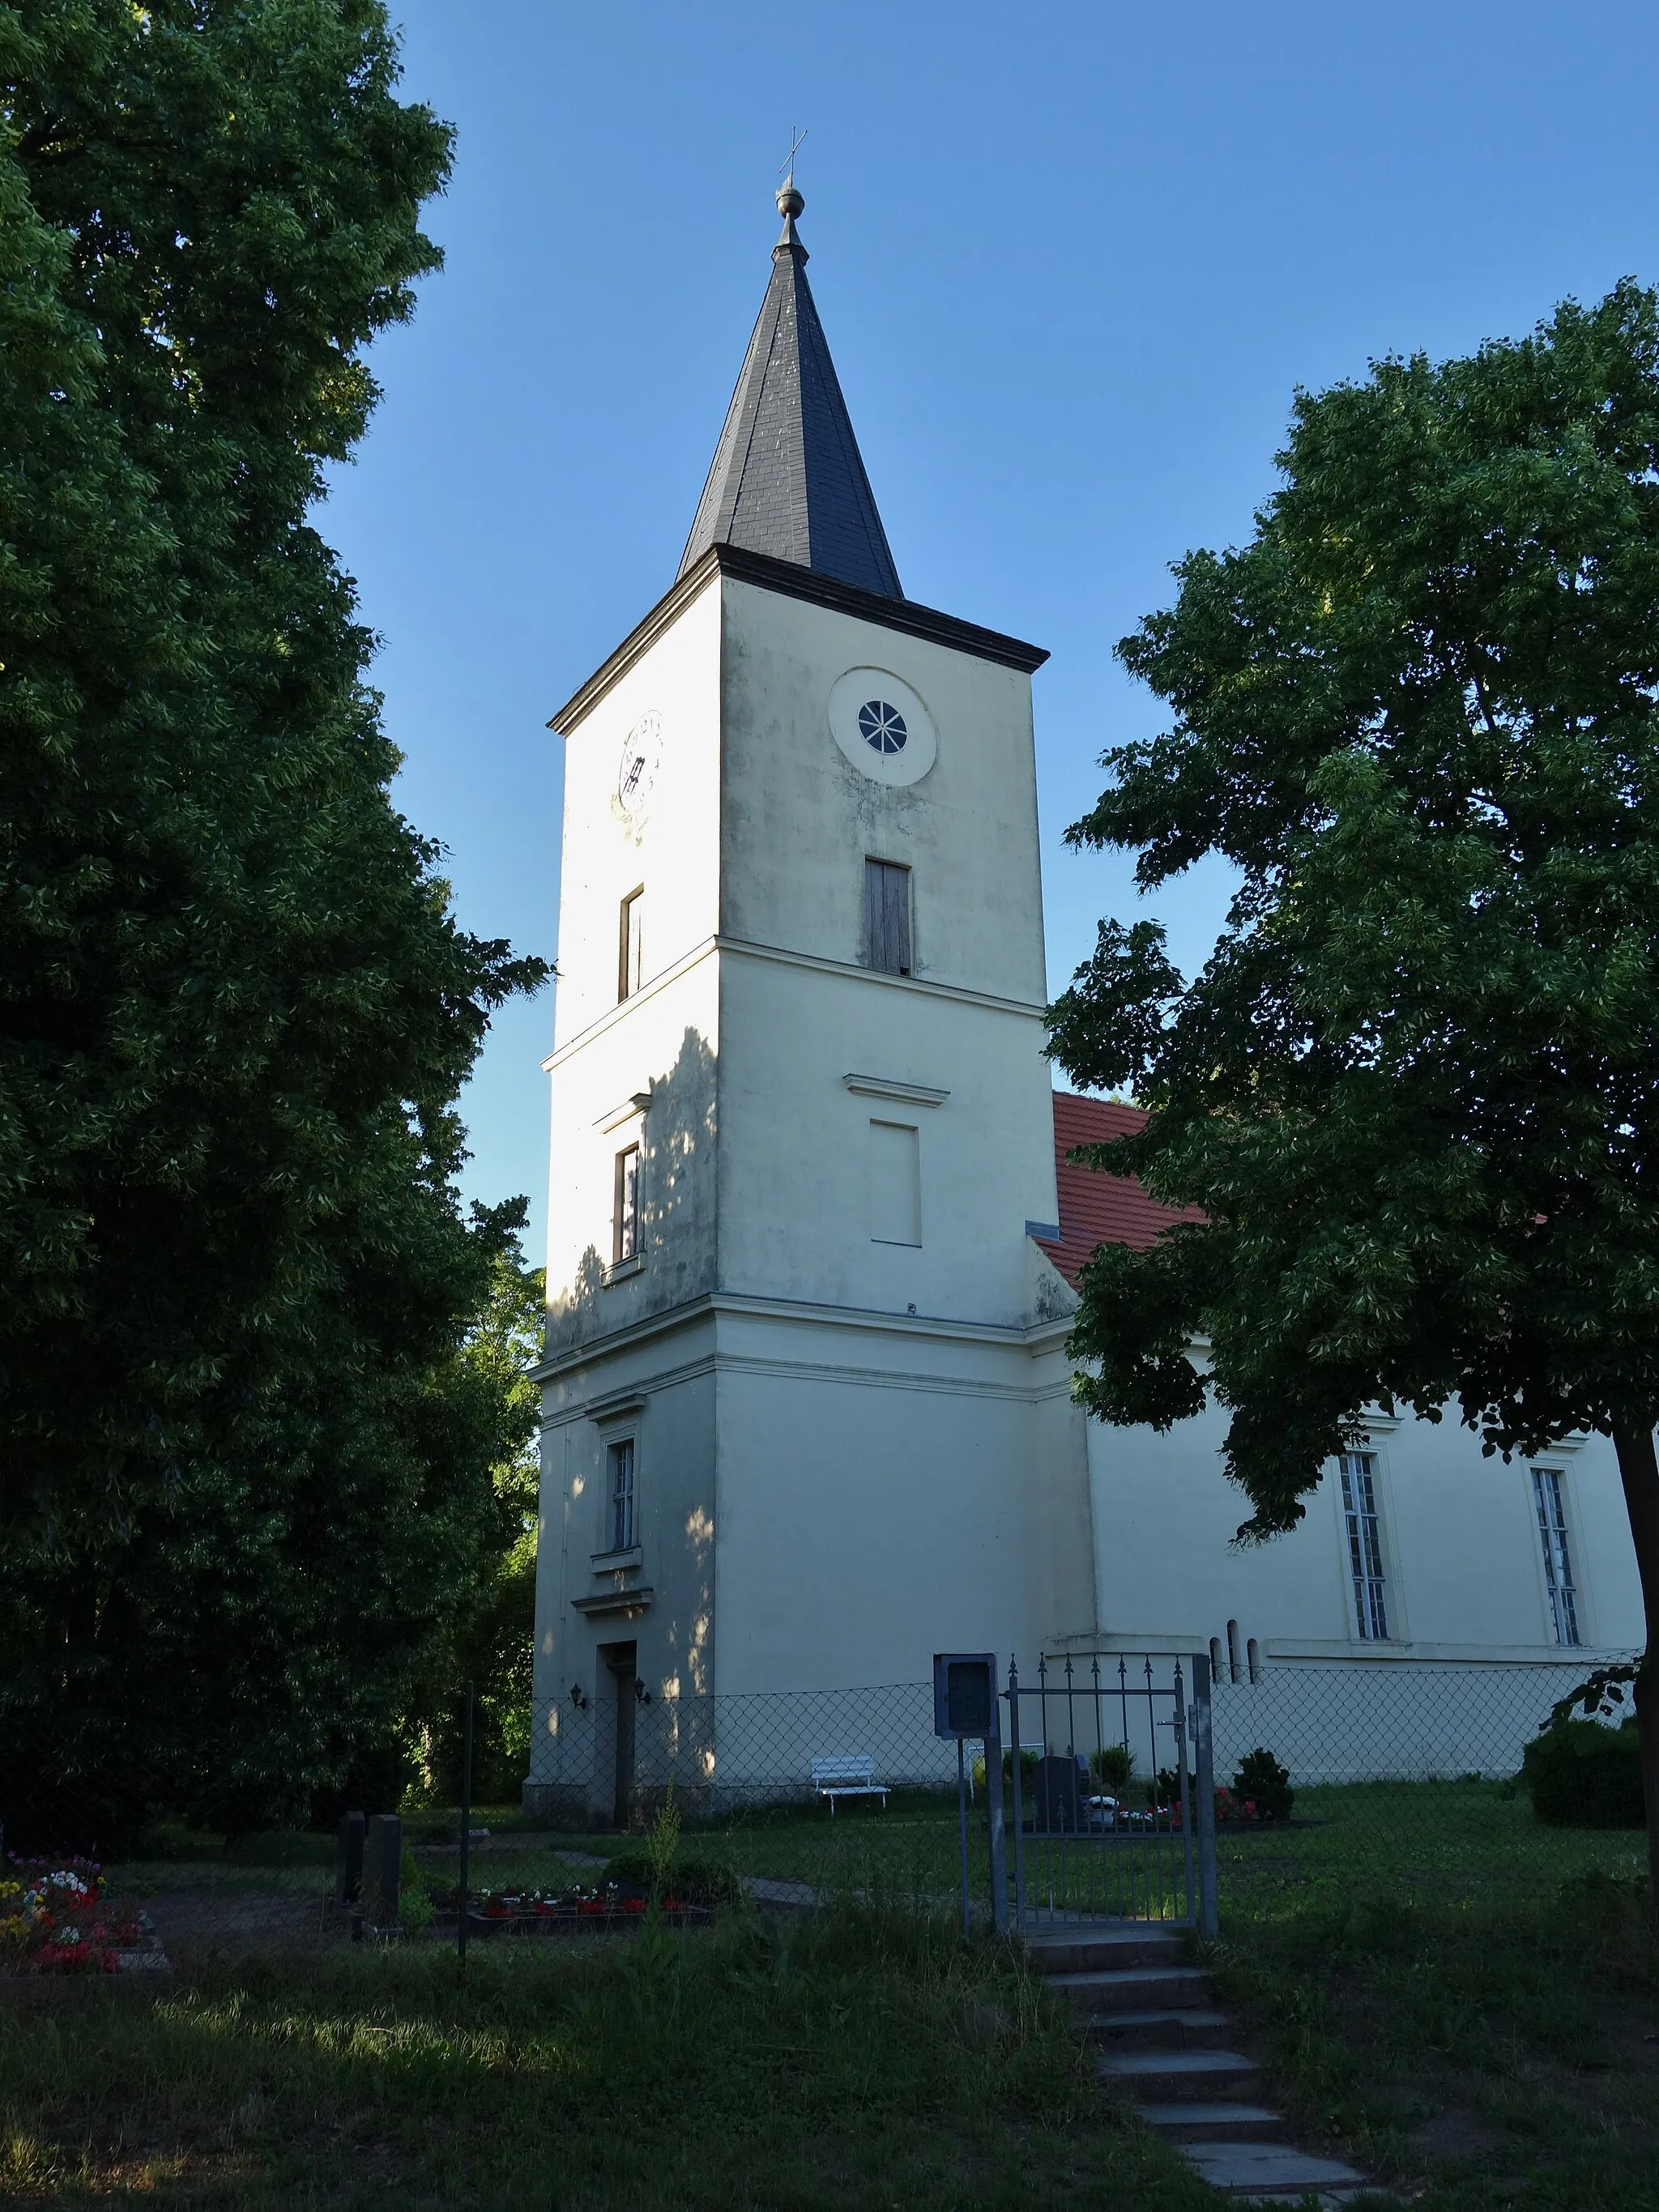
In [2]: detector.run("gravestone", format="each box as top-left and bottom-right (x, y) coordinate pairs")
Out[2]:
(335, 1810), (365, 1907)
(1033, 1754), (1085, 1834)
(362, 1813), (402, 1930)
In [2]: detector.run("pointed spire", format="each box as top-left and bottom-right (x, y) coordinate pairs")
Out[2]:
(678, 183), (903, 599)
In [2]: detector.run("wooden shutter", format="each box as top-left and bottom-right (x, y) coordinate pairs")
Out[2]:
(864, 859), (911, 974)
(885, 864), (911, 974)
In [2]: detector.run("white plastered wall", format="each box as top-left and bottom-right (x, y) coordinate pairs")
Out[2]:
(710, 1317), (1092, 1694)
(535, 563), (1094, 1751)
(718, 577), (1047, 1003)
(1085, 1392), (1644, 1663)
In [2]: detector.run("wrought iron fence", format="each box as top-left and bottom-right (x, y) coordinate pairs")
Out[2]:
(1004, 1652), (1210, 1931)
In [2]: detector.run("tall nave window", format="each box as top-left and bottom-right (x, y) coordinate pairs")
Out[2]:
(1338, 1451), (1390, 1641)
(607, 1438), (636, 1553)
(1531, 1467), (1581, 1647)
(612, 1144), (641, 1264)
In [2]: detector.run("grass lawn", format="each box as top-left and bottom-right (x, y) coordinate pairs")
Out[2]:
(19, 1779), (1654, 2206)
(1211, 1869), (1659, 2211)
(411, 1778), (1647, 1926)
(91, 1777), (1648, 1971)
(0, 1907), (1217, 2210)
(1213, 1777), (1651, 1910)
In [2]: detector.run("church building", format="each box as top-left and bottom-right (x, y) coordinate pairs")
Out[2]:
(527, 185), (1641, 1802)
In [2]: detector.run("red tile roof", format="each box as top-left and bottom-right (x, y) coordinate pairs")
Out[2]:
(1034, 1091), (1201, 1289)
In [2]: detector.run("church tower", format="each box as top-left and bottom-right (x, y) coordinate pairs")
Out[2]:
(530, 185), (1095, 1802)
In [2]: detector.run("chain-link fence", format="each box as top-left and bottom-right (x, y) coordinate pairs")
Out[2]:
(455, 1680), (988, 1943)
(1206, 1656), (1646, 1922)
(1, 1655), (1644, 1975)
(0, 1685), (990, 1975)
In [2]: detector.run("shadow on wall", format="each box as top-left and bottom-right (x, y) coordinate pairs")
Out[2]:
(547, 1025), (719, 1358)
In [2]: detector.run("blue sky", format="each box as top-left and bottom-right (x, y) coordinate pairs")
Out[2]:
(322, 0), (1659, 1259)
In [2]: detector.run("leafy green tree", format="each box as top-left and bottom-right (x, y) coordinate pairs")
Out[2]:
(1049, 282), (1659, 1890)
(0, 1), (548, 1825)
(407, 1231), (545, 1807)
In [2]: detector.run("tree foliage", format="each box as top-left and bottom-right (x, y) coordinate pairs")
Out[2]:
(406, 1235), (546, 1808)
(0, 0), (548, 1822)
(1050, 283), (1659, 1869)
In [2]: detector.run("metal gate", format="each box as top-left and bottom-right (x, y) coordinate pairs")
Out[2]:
(1004, 1650), (1218, 1933)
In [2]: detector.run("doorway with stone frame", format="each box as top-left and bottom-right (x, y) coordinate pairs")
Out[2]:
(599, 1640), (638, 1830)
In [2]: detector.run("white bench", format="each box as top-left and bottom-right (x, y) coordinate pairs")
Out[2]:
(811, 1755), (889, 1812)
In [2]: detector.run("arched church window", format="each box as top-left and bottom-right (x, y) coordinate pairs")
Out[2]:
(858, 699), (908, 754)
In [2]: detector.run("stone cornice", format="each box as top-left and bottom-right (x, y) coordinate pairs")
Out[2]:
(547, 544), (1047, 738)
(531, 1288), (1073, 1388)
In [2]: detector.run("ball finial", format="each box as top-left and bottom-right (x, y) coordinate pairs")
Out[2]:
(776, 180), (804, 221)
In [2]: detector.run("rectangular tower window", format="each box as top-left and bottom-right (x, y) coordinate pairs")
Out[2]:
(1532, 1466), (1581, 1647)
(607, 1437), (636, 1553)
(612, 1144), (641, 1264)
(864, 859), (912, 976)
(868, 1119), (922, 1246)
(1338, 1451), (1390, 1640)
(618, 887), (644, 1002)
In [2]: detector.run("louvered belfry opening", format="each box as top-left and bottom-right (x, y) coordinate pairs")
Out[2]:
(864, 858), (912, 975)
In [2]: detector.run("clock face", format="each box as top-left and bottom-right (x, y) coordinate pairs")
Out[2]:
(617, 712), (661, 817)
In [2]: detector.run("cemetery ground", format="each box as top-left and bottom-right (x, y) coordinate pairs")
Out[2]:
(1209, 1864), (1659, 2211)
(0, 1905), (1222, 2210)
(1, 1784), (1653, 2207)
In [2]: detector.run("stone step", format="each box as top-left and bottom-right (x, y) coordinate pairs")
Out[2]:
(1179, 2139), (1371, 2199)
(1195, 2196), (1371, 2210)
(1087, 2006), (1234, 2048)
(1098, 2047), (1261, 2100)
(1137, 2100), (1286, 2143)
(1022, 1924), (1183, 1975)
(1057, 1963), (1213, 2012)
(1042, 1965), (1201, 2011)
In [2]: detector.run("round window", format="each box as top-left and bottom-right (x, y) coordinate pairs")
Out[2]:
(858, 700), (908, 754)
(827, 668), (936, 786)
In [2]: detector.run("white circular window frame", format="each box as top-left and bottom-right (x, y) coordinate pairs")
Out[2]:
(828, 667), (938, 787)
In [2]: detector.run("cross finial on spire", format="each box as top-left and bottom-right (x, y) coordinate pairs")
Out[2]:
(676, 128), (901, 598)
(776, 128), (806, 237)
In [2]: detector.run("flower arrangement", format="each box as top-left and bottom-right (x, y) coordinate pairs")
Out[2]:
(1154, 1785), (1269, 1830)
(2, 1857), (142, 1974)
(430, 1877), (697, 1937)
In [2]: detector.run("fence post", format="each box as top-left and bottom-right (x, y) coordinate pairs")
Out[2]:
(1192, 1651), (1218, 1939)
(956, 1738), (971, 1938)
(458, 1680), (475, 1975)
(1006, 1656), (1025, 1929)
(984, 1670), (1008, 1936)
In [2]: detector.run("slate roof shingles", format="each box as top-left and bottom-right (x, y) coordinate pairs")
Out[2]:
(679, 211), (902, 601)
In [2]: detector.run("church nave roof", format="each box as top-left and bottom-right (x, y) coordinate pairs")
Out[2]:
(1035, 1092), (1205, 1289)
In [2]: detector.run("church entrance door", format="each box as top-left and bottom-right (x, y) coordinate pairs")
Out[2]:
(600, 1641), (638, 1830)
